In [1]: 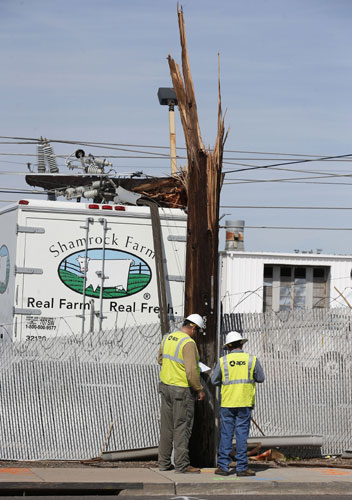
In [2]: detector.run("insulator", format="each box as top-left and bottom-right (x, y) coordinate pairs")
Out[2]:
(94, 158), (112, 167)
(84, 189), (99, 199)
(75, 149), (85, 159)
(86, 165), (103, 174)
(43, 143), (59, 173)
(37, 143), (46, 173)
(47, 192), (56, 201)
(65, 188), (75, 200)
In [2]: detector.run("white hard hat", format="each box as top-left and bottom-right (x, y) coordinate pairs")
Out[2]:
(185, 314), (204, 329)
(223, 330), (247, 348)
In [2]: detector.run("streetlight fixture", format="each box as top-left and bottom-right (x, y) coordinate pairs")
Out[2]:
(157, 87), (178, 176)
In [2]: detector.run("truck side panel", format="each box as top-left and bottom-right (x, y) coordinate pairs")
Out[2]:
(0, 207), (18, 342)
(15, 206), (186, 340)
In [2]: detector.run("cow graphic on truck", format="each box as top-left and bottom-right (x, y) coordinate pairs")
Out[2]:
(59, 249), (152, 299)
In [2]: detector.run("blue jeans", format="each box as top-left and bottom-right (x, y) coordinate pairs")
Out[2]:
(217, 406), (252, 472)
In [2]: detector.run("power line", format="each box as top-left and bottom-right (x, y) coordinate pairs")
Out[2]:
(2, 136), (352, 185)
(0, 188), (48, 195)
(223, 162), (352, 175)
(224, 153), (352, 175)
(0, 153), (183, 160)
(2, 135), (351, 160)
(220, 205), (352, 210)
(0, 141), (39, 145)
(223, 158), (352, 162)
(225, 173), (352, 183)
(222, 148), (341, 158)
(224, 225), (352, 231)
(224, 178), (352, 186)
(224, 165), (352, 182)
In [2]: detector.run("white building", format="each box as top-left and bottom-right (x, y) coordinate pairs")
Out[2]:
(220, 221), (352, 314)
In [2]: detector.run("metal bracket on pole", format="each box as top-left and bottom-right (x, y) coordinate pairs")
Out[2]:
(78, 217), (94, 335)
(16, 225), (45, 234)
(167, 275), (185, 282)
(167, 235), (186, 242)
(13, 307), (42, 316)
(88, 299), (95, 334)
(97, 217), (110, 332)
(15, 267), (43, 275)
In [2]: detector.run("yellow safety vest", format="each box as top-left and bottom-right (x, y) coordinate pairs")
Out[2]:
(160, 331), (200, 387)
(220, 352), (256, 408)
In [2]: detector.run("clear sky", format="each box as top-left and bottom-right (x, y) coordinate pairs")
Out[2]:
(1, 0), (352, 254)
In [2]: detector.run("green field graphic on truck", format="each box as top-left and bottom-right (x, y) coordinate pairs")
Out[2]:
(58, 248), (152, 299)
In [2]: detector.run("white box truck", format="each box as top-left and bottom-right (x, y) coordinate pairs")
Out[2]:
(0, 199), (187, 342)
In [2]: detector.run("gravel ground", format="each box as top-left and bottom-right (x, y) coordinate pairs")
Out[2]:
(0, 456), (351, 469)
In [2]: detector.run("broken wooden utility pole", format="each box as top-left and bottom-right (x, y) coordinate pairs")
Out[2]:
(168, 6), (228, 467)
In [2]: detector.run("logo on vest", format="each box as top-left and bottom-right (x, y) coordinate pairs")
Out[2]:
(168, 335), (179, 341)
(229, 360), (246, 367)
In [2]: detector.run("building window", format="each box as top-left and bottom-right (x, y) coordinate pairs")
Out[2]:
(263, 265), (329, 312)
(313, 267), (327, 308)
(263, 266), (273, 311)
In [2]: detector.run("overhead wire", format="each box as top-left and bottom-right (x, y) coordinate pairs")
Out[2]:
(221, 274), (352, 300)
(220, 205), (352, 210)
(2, 156), (352, 182)
(3, 138), (352, 200)
(223, 161), (352, 175)
(0, 134), (350, 158)
(225, 174), (348, 183)
(224, 172), (352, 183)
(224, 179), (352, 186)
(2, 134), (352, 161)
(2, 137), (352, 181)
(3, 157), (352, 186)
(223, 153), (352, 174)
(227, 225), (352, 231)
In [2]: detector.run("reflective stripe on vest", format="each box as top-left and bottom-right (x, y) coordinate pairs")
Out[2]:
(222, 354), (255, 385)
(220, 352), (256, 408)
(159, 331), (198, 387)
(161, 335), (190, 365)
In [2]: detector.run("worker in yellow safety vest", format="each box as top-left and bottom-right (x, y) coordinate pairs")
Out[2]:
(158, 314), (206, 474)
(211, 330), (265, 476)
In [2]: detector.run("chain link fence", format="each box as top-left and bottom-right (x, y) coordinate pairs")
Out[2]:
(0, 310), (351, 460)
(0, 322), (165, 460)
(222, 308), (352, 455)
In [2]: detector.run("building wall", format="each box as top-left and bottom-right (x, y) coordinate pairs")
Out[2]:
(220, 251), (352, 314)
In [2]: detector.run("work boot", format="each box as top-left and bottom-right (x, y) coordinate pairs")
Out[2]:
(214, 467), (230, 476)
(175, 465), (201, 474)
(236, 468), (256, 477)
(159, 464), (175, 471)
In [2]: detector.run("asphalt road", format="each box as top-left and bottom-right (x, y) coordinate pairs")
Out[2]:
(116, 497), (352, 500)
(1, 496), (352, 500)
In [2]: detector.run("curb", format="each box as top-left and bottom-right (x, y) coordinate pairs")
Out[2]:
(173, 480), (352, 496)
(0, 481), (143, 495)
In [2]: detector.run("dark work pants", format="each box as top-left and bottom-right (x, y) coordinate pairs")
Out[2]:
(158, 382), (196, 472)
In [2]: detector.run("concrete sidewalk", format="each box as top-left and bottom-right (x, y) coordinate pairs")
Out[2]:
(1, 465), (352, 495)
